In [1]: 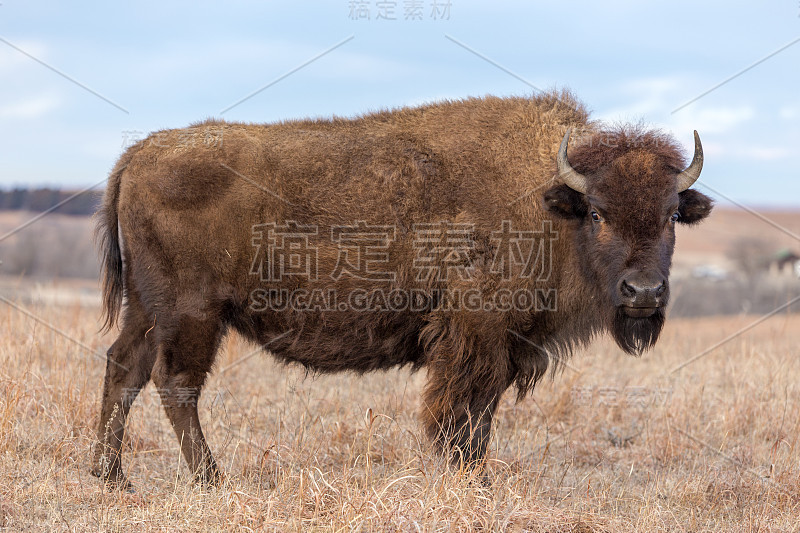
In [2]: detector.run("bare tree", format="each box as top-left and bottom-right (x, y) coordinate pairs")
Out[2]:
(727, 237), (774, 277)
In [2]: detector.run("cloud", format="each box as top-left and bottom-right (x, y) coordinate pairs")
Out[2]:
(673, 106), (755, 134)
(131, 38), (414, 87)
(593, 76), (793, 164)
(0, 39), (49, 72)
(739, 146), (792, 161)
(597, 76), (756, 134)
(699, 140), (726, 158)
(0, 93), (61, 119)
(779, 106), (799, 120)
(595, 76), (683, 120)
(671, 141), (793, 162)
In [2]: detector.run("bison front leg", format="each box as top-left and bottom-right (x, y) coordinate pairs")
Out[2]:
(151, 314), (223, 486)
(420, 326), (512, 470)
(422, 381), (505, 468)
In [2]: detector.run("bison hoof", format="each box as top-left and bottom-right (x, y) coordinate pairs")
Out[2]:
(90, 466), (135, 493)
(194, 467), (224, 488)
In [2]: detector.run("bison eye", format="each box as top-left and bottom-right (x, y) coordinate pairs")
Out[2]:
(670, 212), (680, 223)
(590, 211), (602, 222)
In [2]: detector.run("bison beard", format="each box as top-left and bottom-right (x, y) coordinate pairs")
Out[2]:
(612, 308), (666, 356)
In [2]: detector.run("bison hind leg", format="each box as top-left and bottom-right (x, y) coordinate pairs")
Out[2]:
(92, 296), (157, 491)
(150, 311), (226, 486)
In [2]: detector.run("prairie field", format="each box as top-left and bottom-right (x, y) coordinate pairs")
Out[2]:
(0, 294), (798, 532)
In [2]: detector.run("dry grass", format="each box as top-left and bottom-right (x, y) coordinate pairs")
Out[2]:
(1, 297), (799, 532)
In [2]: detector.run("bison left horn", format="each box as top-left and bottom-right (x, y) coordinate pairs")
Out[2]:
(557, 129), (588, 194)
(676, 130), (703, 192)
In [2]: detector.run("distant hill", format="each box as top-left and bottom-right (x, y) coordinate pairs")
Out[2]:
(0, 187), (101, 216)
(0, 200), (798, 320)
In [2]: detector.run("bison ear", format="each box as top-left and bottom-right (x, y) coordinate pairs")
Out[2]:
(543, 184), (587, 220)
(677, 189), (714, 225)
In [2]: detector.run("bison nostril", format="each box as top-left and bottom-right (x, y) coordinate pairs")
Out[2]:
(655, 281), (667, 297)
(620, 280), (637, 299)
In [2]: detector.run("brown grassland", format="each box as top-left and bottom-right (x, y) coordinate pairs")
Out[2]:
(0, 296), (798, 532)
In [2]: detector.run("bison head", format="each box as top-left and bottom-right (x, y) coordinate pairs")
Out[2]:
(544, 127), (713, 355)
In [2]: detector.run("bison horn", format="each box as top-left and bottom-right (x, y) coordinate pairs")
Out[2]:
(676, 130), (703, 192)
(557, 129), (588, 194)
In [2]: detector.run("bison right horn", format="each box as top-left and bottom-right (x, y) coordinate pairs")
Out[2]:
(676, 130), (703, 192)
(557, 129), (588, 195)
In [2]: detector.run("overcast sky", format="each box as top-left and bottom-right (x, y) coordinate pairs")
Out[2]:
(0, 1), (798, 207)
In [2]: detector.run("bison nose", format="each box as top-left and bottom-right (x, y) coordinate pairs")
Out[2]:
(618, 272), (667, 308)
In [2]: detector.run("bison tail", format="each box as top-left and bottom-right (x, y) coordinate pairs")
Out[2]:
(95, 146), (137, 332)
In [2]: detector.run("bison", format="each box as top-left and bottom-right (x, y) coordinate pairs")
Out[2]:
(92, 91), (712, 490)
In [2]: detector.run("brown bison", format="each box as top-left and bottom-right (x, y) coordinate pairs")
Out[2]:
(92, 91), (712, 490)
